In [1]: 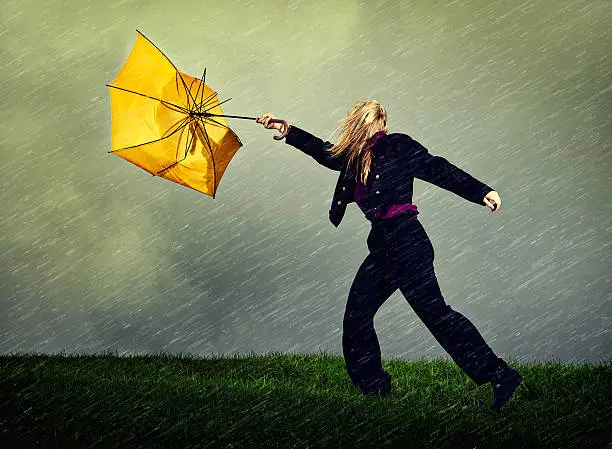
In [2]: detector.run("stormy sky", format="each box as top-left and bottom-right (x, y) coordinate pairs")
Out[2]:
(1, 0), (610, 364)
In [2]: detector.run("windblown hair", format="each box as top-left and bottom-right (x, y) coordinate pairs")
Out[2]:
(325, 99), (388, 184)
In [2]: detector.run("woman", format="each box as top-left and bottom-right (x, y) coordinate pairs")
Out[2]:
(256, 100), (523, 410)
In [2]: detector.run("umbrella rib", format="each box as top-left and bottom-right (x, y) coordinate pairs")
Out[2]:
(184, 119), (196, 159)
(157, 117), (206, 177)
(155, 122), (190, 176)
(193, 67), (206, 109)
(176, 71), (198, 113)
(202, 97), (232, 114)
(194, 117), (212, 159)
(134, 30), (199, 111)
(193, 117), (217, 195)
(191, 87), (220, 115)
(162, 115), (190, 138)
(188, 78), (198, 111)
(188, 75), (213, 115)
(108, 116), (190, 153)
(175, 73), (190, 111)
(106, 85), (188, 114)
(190, 70), (218, 113)
(136, 30), (179, 69)
(199, 91), (219, 111)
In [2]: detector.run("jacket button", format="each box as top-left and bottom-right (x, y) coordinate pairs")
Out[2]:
(376, 190), (380, 195)
(375, 174), (380, 179)
(342, 187), (346, 191)
(337, 200), (342, 205)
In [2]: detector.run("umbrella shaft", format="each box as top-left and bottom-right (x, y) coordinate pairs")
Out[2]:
(194, 112), (256, 120)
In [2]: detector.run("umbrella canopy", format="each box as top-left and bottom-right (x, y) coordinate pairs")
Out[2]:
(107, 30), (243, 198)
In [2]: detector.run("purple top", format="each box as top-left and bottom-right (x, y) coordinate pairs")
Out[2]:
(354, 131), (419, 219)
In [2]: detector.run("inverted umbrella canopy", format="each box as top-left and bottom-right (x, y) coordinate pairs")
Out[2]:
(107, 31), (287, 197)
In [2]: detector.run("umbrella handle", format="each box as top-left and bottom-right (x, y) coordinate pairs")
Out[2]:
(268, 119), (289, 140)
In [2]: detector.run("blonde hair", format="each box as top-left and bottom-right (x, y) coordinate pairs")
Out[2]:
(325, 99), (388, 184)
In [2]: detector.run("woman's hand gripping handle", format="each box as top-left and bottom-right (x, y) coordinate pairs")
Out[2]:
(256, 112), (290, 140)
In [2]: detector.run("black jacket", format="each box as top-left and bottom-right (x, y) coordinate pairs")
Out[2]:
(284, 125), (493, 228)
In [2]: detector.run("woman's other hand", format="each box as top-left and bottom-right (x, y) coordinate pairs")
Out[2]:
(483, 190), (501, 212)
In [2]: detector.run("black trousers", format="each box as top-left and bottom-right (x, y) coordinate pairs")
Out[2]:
(342, 211), (505, 394)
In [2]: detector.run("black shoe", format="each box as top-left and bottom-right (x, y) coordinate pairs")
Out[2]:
(358, 373), (391, 397)
(490, 364), (523, 410)
(360, 385), (390, 397)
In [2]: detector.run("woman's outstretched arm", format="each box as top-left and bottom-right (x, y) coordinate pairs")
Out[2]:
(401, 134), (494, 207)
(257, 113), (344, 171)
(283, 125), (345, 171)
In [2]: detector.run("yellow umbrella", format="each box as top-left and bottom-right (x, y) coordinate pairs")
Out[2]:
(106, 30), (288, 198)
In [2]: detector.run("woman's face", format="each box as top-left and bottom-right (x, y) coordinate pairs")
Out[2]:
(379, 117), (387, 132)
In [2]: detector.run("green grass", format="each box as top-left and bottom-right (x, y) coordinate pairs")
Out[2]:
(0, 349), (610, 448)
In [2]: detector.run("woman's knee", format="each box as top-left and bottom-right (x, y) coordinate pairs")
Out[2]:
(343, 308), (376, 328)
(413, 303), (455, 327)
